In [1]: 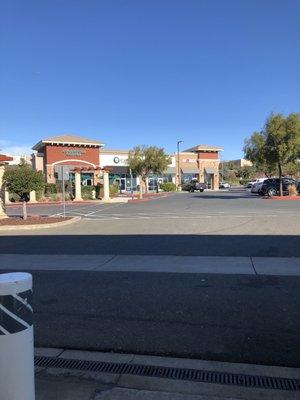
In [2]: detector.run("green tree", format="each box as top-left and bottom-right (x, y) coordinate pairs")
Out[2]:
(244, 113), (300, 195)
(127, 145), (170, 197)
(283, 162), (300, 179)
(235, 165), (256, 180)
(244, 131), (276, 177)
(3, 161), (45, 219)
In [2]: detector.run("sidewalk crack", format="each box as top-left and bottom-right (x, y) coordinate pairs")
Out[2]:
(250, 256), (258, 275)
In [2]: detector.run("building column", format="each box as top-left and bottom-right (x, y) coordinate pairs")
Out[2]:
(0, 166), (8, 219)
(74, 171), (82, 201)
(4, 189), (11, 204)
(29, 190), (37, 203)
(103, 171), (110, 201)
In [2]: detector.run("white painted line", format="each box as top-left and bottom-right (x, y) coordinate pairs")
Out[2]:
(83, 203), (123, 217)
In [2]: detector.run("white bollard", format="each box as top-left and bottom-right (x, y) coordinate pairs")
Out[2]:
(0, 272), (35, 400)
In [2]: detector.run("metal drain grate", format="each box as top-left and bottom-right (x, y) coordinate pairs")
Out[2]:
(35, 356), (300, 392)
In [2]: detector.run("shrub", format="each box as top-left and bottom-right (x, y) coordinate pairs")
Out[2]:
(109, 183), (119, 195)
(81, 185), (96, 200)
(9, 193), (21, 202)
(160, 182), (176, 192)
(288, 184), (298, 196)
(45, 183), (57, 195)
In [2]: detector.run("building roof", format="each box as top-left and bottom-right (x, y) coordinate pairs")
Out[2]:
(101, 149), (129, 155)
(0, 154), (13, 164)
(183, 144), (223, 152)
(32, 134), (104, 150)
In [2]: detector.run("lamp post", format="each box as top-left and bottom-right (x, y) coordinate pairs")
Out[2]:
(177, 140), (183, 189)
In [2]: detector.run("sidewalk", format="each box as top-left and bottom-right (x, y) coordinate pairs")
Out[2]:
(35, 347), (300, 400)
(1, 254), (300, 275)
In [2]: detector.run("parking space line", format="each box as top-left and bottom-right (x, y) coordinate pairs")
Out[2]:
(83, 203), (124, 217)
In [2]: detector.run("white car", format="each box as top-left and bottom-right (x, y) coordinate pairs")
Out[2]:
(251, 178), (268, 194)
(219, 182), (230, 189)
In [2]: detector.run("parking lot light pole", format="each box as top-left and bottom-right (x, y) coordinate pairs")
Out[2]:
(177, 140), (183, 190)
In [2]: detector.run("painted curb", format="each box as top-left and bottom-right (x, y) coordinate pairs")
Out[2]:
(0, 216), (81, 232)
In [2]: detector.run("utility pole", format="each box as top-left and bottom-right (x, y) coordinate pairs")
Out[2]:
(61, 165), (66, 217)
(177, 140), (183, 190)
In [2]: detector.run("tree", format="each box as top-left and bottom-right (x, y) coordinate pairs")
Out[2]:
(283, 162), (300, 179)
(145, 146), (171, 193)
(3, 161), (45, 219)
(235, 165), (256, 181)
(244, 131), (276, 177)
(127, 145), (170, 198)
(244, 113), (300, 195)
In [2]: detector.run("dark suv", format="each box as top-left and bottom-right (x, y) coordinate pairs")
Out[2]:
(181, 180), (206, 192)
(260, 178), (300, 196)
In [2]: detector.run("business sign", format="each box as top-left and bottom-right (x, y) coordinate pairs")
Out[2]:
(63, 149), (86, 157)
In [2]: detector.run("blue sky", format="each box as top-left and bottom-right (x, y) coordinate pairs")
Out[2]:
(1, 0), (299, 159)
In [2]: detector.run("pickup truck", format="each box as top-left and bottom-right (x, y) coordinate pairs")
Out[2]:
(181, 180), (207, 192)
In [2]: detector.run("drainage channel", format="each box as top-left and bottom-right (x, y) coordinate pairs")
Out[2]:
(35, 356), (300, 392)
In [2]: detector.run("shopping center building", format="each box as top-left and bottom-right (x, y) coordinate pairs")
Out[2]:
(32, 134), (223, 190)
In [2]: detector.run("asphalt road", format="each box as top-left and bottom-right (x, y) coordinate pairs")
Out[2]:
(2, 190), (299, 367)
(3, 190), (300, 257)
(6, 269), (298, 368)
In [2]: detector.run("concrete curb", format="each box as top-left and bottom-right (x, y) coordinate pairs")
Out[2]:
(129, 194), (170, 203)
(6, 200), (103, 208)
(34, 347), (300, 400)
(0, 216), (81, 231)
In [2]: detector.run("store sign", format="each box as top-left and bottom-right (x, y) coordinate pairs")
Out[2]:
(113, 156), (127, 165)
(63, 149), (86, 157)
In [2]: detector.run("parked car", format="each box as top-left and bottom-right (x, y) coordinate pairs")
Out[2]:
(251, 178), (268, 194)
(219, 182), (230, 189)
(181, 179), (206, 192)
(260, 178), (300, 196)
(245, 181), (255, 189)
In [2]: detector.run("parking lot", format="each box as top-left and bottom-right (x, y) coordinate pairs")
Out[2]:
(2, 188), (300, 367)
(3, 188), (300, 257)
(6, 187), (300, 221)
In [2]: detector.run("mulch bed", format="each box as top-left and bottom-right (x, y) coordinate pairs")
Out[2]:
(263, 196), (300, 201)
(0, 216), (72, 226)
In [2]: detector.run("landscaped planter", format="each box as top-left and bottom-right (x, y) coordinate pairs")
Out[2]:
(263, 195), (300, 201)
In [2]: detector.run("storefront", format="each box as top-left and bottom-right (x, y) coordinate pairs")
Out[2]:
(32, 134), (103, 186)
(32, 135), (223, 191)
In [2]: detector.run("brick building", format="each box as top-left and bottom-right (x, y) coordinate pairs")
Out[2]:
(32, 134), (104, 185)
(32, 134), (223, 191)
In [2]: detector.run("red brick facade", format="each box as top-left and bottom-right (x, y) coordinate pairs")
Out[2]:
(197, 152), (218, 160)
(44, 144), (100, 167)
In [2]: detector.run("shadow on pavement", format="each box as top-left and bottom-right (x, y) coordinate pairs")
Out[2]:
(0, 234), (299, 256)
(1, 233), (299, 368)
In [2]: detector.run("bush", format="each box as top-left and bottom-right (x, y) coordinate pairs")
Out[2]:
(45, 183), (57, 195)
(288, 184), (298, 196)
(81, 185), (96, 200)
(46, 193), (69, 202)
(160, 182), (176, 192)
(8, 193), (21, 202)
(109, 183), (119, 195)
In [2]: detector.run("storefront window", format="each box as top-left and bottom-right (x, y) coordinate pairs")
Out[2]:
(109, 173), (137, 191)
(182, 173), (197, 183)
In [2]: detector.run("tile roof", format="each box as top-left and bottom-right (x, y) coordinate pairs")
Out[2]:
(183, 144), (223, 152)
(32, 134), (104, 150)
(0, 154), (13, 164)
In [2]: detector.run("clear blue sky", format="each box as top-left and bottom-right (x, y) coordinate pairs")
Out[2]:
(1, 0), (299, 159)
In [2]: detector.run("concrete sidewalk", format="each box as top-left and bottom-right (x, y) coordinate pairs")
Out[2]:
(35, 348), (300, 400)
(1, 254), (300, 275)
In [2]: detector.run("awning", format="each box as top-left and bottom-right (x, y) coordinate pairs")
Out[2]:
(166, 167), (176, 174)
(108, 166), (129, 175)
(205, 168), (215, 174)
(181, 168), (199, 174)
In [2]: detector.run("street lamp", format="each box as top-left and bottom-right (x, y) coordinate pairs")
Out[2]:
(177, 140), (183, 189)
